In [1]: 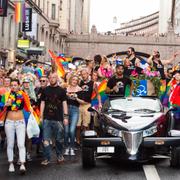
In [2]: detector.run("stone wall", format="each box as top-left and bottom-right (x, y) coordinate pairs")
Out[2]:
(65, 33), (180, 64)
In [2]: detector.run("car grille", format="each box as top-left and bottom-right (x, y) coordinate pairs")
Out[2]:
(122, 131), (143, 155)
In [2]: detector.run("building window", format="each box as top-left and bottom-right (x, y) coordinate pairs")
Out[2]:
(60, 0), (63, 11)
(51, 4), (56, 20)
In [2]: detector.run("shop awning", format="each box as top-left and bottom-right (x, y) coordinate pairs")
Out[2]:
(27, 47), (45, 56)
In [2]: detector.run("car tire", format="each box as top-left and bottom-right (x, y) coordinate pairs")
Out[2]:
(170, 147), (180, 167)
(82, 147), (96, 168)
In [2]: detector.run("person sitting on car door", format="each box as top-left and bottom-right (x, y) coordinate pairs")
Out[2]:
(105, 64), (133, 96)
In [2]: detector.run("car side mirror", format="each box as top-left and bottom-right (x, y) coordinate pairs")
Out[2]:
(88, 107), (98, 113)
(166, 107), (178, 114)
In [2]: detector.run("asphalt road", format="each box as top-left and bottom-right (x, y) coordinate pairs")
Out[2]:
(0, 148), (180, 180)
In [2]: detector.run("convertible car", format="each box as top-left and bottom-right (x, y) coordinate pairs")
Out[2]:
(81, 96), (180, 168)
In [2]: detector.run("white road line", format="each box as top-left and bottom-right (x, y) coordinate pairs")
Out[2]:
(143, 165), (161, 180)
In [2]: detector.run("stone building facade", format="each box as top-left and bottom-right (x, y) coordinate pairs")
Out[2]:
(0, 1), (17, 68)
(0, 0), (90, 68)
(115, 12), (159, 36)
(159, 0), (180, 35)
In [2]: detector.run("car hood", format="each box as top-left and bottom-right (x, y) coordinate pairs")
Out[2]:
(105, 112), (163, 131)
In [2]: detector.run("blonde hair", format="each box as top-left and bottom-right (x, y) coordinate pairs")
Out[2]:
(68, 74), (79, 86)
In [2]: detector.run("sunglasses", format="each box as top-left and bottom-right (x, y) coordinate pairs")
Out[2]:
(40, 80), (46, 82)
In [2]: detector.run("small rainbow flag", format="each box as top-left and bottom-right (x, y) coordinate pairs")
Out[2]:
(161, 79), (177, 107)
(91, 80), (108, 108)
(15, 2), (26, 23)
(48, 50), (65, 77)
(35, 67), (44, 78)
(56, 56), (66, 62)
(159, 80), (167, 103)
(55, 58), (65, 78)
(33, 107), (42, 128)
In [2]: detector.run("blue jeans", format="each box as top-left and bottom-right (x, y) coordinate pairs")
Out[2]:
(64, 105), (79, 148)
(43, 119), (64, 161)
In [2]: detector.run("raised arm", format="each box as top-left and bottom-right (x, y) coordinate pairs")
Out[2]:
(161, 52), (179, 65)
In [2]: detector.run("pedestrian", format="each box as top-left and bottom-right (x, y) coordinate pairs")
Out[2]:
(2, 79), (31, 173)
(64, 75), (82, 156)
(40, 71), (68, 165)
(0, 76), (11, 151)
(22, 77), (37, 161)
(35, 75), (48, 107)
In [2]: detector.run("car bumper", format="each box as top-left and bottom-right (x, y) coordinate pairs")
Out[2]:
(82, 137), (180, 147)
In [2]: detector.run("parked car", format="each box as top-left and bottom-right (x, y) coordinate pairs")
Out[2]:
(81, 96), (180, 168)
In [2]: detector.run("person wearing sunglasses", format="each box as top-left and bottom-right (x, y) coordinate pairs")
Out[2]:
(126, 47), (143, 75)
(35, 76), (48, 108)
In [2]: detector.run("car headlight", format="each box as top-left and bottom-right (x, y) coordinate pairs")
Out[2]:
(143, 125), (157, 137)
(107, 126), (121, 137)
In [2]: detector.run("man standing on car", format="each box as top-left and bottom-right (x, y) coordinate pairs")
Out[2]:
(40, 71), (68, 165)
(76, 69), (94, 145)
(106, 64), (133, 96)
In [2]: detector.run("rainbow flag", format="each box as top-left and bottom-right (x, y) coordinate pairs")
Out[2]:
(33, 108), (42, 127)
(159, 80), (167, 103)
(48, 50), (57, 60)
(55, 58), (65, 78)
(15, 2), (26, 23)
(57, 56), (66, 62)
(0, 91), (10, 108)
(65, 57), (72, 62)
(35, 67), (44, 78)
(48, 50), (65, 77)
(161, 79), (177, 107)
(91, 80), (108, 108)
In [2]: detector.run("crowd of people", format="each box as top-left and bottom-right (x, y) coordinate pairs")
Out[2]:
(0, 47), (180, 174)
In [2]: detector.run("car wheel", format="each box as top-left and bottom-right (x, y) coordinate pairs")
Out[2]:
(82, 147), (96, 168)
(170, 147), (180, 167)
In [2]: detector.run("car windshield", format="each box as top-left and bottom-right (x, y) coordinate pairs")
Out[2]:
(109, 97), (161, 113)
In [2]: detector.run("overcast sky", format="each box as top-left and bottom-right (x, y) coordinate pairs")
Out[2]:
(90, 0), (160, 32)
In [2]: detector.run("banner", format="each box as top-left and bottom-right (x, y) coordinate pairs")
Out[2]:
(22, 8), (32, 32)
(133, 80), (147, 97)
(0, 0), (8, 17)
(17, 40), (30, 48)
(15, 1), (26, 23)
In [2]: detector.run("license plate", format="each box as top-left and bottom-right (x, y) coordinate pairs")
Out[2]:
(97, 146), (115, 153)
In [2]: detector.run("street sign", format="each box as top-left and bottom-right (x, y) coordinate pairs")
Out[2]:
(17, 40), (30, 48)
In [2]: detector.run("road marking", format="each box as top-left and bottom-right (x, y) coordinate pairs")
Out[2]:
(143, 165), (161, 180)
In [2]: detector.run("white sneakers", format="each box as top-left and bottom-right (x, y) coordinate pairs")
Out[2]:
(64, 148), (75, 156)
(9, 163), (15, 172)
(64, 148), (69, 155)
(20, 164), (26, 173)
(8, 163), (26, 173)
(70, 148), (75, 156)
